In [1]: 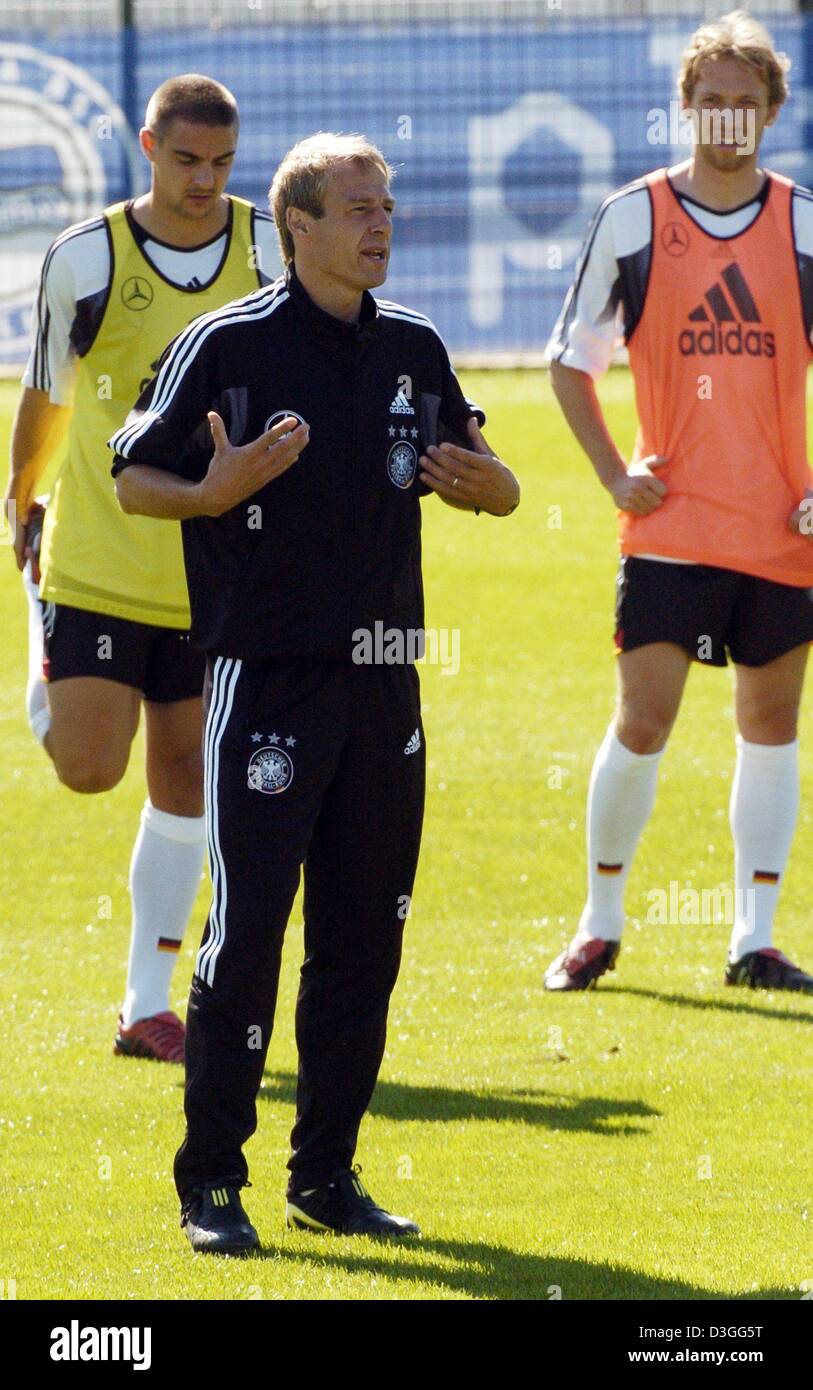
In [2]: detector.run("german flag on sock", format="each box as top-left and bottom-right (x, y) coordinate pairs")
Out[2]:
(157, 937), (182, 953)
(752, 870), (780, 885)
(597, 862), (623, 875)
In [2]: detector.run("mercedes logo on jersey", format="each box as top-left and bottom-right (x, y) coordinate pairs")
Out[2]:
(264, 409), (307, 440)
(121, 276), (154, 310)
(662, 222), (690, 256)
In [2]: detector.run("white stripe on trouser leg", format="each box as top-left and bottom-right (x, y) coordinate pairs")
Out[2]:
(197, 656), (242, 985)
(196, 656), (228, 981)
(197, 656), (238, 984)
(203, 657), (242, 983)
(198, 656), (241, 984)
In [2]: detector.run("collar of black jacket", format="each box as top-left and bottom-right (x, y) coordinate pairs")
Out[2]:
(286, 262), (379, 347)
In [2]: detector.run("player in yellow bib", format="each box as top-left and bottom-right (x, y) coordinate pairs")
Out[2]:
(4, 75), (278, 1060)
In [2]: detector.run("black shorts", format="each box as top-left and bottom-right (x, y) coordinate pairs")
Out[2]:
(43, 603), (205, 703)
(614, 556), (813, 667)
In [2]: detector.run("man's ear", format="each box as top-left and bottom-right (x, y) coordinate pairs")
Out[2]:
(286, 206), (309, 241)
(140, 127), (157, 162)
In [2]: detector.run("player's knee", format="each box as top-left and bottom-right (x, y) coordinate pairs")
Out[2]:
(53, 750), (127, 794)
(615, 707), (673, 754)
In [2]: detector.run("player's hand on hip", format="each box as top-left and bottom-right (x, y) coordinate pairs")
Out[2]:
(198, 412), (309, 517)
(611, 455), (668, 516)
(419, 417), (520, 515)
(787, 488), (813, 539)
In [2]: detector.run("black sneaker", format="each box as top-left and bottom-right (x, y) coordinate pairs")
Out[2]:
(544, 936), (621, 991)
(180, 1181), (260, 1255)
(725, 947), (813, 994)
(286, 1167), (420, 1239)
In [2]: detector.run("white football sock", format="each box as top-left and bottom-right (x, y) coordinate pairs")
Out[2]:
(576, 727), (664, 943)
(122, 800), (206, 1028)
(22, 561), (51, 744)
(728, 736), (799, 962)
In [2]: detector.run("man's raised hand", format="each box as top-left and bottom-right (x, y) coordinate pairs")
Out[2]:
(197, 411), (309, 517)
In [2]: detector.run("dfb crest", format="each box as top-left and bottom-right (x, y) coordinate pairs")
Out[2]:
(387, 439), (418, 489)
(247, 745), (294, 794)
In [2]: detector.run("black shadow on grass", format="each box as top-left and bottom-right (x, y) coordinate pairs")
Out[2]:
(246, 1237), (791, 1301)
(601, 985), (813, 1023)
(258, 1071), (658, 1135)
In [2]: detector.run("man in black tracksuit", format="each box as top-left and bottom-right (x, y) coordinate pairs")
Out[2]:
(110, 133), (519, 1253)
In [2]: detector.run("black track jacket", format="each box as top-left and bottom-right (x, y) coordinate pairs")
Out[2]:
(110, 265), (484, 661)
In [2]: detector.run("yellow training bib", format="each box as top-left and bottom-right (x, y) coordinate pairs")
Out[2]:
(40, 196), (262, 627)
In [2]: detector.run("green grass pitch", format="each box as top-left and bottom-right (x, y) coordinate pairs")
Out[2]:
(0, 371), (811, 1301)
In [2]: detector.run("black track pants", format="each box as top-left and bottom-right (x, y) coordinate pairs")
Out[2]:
(173, 655), (425, 1200)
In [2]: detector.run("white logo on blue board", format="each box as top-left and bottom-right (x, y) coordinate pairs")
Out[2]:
(387, 439), (418, 489)
(0, 44), (144, 364)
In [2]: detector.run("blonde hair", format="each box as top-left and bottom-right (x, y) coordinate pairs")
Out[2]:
(679, 9), (790, 108)
(269, 132), (393, 265)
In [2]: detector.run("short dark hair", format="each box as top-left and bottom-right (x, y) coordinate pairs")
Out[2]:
(145, 74), (239, 140)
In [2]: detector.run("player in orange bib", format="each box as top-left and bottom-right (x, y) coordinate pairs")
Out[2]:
(545, 10), (813, 992)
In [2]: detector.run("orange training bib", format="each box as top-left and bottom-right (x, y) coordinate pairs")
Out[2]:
(621, 168), (813, 586)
